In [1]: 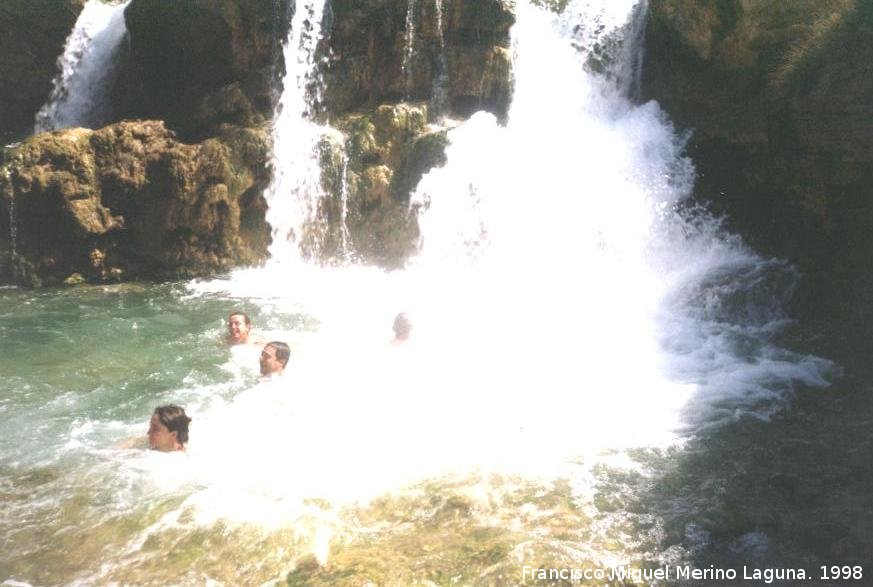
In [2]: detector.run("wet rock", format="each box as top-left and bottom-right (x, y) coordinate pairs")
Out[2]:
(324, 0), (514, 120)
(190, 82), (265, 136)
(392, 127), (449, 200)
(0, 0), (505, 278)
(644, 0), (873, 244)
(330, 103), (450, 267)
(118, 0), (289, 137)
(643, 0), (873, 356)
(63, 272), (86, 285)
(344, 103), (429, 170)
(0, 120), (272, 286)
(360, 165), (394, 207)
(0, 0), (86, 143)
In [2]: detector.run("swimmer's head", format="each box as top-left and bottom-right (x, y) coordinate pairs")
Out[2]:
(260, 341), (290, 376)
(148, 405), (191, 452)
(392, 313), (412, 341)
(228, 311), (252, 344)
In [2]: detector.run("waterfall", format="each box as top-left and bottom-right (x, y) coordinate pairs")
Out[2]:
(402, 0), (449, 116)
(180, 0), (833, 543)
(264, 0), (330, 265)
(33, 0), (130, 134)
(616, 0), (649, 100)
(338, 151), (351, 256)
(0, 0), (843, 581)
(402, 0), (418, 98)
(430, 0), (450, 118)
(409, 0), (833, 438)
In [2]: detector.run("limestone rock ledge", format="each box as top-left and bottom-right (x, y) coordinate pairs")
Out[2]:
(0, 0), (515, 283)
(0, 120), (271, 286)
(319, 103), (449, 267)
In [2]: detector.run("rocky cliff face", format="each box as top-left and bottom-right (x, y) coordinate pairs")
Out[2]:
(314, 0), (512, 266)
(118, 0), (291, 139)
(0, 0), (515, 285)
(0, 0), (85, 143)
(643, 0), (873, 356)
(323, 103), (449, 267)
(0, 121), (271, 286)
(324, 0), (514, 120)
(116, 0), (514, 136)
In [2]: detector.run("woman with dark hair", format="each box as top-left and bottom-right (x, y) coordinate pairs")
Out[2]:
(147, 405), (191, 452)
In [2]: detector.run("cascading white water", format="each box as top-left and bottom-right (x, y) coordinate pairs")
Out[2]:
(409, 0), (693, 450)
(409, 0), (834, 442)
(1, 2), (842, 582)
(337, 150), (352, 255)
(402, 0), (418, 98)
(33, 0), (130, 134)
(614, 0), (649, 99)
(183, 0), (835, 507)
(115, 0), (836, 568)
(430, 0), (450, 118)
(264, 0), (330, 265)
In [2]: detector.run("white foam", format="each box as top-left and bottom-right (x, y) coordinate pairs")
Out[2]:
(117, 0), (835, 530)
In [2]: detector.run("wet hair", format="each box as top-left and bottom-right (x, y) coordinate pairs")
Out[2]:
(393, 312), (412, 339)
(154, 405), (192, 445)
(229, 311), (251, 326)
(266, 341), (290, 367)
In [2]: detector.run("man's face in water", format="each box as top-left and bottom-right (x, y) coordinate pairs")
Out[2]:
(260, 344), (284, 376)
(228, 314), (250, 344)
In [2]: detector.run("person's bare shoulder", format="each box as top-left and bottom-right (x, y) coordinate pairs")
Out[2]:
(118, 436), (148, 449)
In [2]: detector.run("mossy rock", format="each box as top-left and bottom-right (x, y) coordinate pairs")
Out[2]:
(643, 0), (873, 360)
(325, 103), (450, 267)
(392, 128), (449, 201)
(0, 121), (272, 286)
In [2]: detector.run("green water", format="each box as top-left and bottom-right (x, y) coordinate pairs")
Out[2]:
(2, 284), (252, 464)
(1, 282), (871, 586)
(0, 283), (319, 584)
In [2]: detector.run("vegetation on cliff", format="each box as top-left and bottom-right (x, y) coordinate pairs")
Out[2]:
(643, 0), (873, 359)
(643, 1), (873, 572)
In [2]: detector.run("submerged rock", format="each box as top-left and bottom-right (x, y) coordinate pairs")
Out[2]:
(0, 120), (271, 286)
